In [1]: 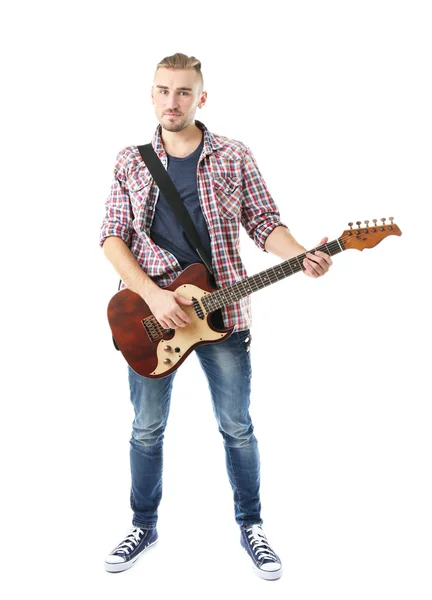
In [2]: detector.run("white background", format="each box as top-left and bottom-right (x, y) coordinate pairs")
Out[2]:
(1, 1), (431, 598)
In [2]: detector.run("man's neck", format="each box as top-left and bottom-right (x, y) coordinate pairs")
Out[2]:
(161, 122), (203, 158)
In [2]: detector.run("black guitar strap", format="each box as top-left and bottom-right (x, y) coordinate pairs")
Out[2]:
(137, 143), (214, 275)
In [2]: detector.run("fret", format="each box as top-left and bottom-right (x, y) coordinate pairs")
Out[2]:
(249, 275), (261, 291)
(270, 266), (278, 282)
(287, 259), (295, 275)
(274, 265), (285, 280)
(281, 262), (292, 278)
(295, 254), (304, 271)
(256, 270), (272, 288)
(289, 257), (302, 273)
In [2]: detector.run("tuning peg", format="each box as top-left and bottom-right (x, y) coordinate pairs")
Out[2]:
(364, 220), (370, 227)
(348, 222), (353, 229)
(389, 216), (394, 224)
(356, 221), (361, 228)
(381, 218), (386, 225)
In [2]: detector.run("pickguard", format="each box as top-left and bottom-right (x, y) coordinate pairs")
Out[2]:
(151, 284), (227, 376)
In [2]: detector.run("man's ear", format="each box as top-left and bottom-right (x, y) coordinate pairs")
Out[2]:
(199, 90), (207, 109)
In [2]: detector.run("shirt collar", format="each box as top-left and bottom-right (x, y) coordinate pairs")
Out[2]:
(152, 119), (223, 158)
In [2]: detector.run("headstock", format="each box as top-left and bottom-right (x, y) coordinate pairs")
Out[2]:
(341, 217), (402, 251)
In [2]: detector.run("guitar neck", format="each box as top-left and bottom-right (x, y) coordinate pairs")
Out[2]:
(202, 238), (345, 313)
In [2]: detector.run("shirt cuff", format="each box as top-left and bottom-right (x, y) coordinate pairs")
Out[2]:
(254, 221), (288, 252)
(99, 223), (131, 247)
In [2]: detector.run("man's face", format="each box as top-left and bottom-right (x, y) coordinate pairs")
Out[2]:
(151, 67), (206, 133)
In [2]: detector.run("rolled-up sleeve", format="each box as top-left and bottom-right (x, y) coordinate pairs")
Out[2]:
(240, 146), (288, 252)
(99, 149), (133, 247)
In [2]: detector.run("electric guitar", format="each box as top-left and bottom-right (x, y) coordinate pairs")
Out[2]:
(107, 218), (402, 378)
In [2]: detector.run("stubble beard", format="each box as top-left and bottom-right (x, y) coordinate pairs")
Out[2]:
(160, 112), (191, 133)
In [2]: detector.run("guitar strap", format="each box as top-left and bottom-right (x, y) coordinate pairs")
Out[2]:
(112, 142), (216, 351)
(137, 143), (214, 276)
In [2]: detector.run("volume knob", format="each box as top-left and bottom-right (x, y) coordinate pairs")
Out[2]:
(163, 358), (171, 365)
(164, 345), (172, 352)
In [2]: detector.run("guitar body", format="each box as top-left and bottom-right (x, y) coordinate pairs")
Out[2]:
(107, 263), (235, 378)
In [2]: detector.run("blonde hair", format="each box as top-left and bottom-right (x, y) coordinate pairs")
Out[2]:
(155, 52), (204, 91)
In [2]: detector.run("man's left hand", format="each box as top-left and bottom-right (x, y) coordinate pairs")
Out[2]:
(302, 237), (333, 278)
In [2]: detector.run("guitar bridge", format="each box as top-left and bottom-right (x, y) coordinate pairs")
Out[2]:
(142, 316), (163, 342)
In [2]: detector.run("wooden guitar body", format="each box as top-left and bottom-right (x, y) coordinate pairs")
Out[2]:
(107, 263), (235, 378)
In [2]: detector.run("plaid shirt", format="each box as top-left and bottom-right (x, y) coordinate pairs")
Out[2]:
(100, 120), (287, 331)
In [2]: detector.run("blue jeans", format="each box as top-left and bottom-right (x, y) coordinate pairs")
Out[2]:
(128, 329), (263, 530)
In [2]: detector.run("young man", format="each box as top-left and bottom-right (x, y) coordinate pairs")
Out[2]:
(100, 53), (332, 580)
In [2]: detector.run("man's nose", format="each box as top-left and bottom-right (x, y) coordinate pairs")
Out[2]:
(165, 95), (179, 110)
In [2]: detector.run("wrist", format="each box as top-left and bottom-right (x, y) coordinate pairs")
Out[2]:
(136, 277), (159, 302)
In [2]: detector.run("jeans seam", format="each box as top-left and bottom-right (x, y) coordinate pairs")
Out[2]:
(226, 444), (244, 520)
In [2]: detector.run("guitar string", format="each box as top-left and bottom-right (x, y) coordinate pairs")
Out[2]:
(145, 227), (399, 334)
(201, 229), (398, 311)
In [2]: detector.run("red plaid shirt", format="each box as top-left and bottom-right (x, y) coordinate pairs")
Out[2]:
(100, 120), (287, 331)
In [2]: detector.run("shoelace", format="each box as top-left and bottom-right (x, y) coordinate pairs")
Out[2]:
(245, 525), (279, 562)
(113, 527), (144, 556)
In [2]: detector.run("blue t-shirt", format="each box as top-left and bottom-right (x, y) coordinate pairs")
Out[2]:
(150, 136), (210, 269)
(150, 136), (224, 328)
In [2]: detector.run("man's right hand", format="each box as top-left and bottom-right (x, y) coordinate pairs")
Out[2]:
(145, 287), (194, 330)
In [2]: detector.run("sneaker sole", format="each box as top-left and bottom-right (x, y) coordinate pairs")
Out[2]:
(104, 538), (159, 573)
(253, 564), (283, 580)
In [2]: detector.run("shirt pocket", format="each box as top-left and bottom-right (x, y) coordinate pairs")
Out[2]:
(213, 175), (243, 219)
(127, 169), (152, 194)
(127, 169), (153, 230)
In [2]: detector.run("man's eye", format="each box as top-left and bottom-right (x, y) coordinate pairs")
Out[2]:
(158, 90), (189, 96)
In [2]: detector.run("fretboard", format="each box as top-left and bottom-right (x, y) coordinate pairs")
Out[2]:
(202, 238), (345, 313)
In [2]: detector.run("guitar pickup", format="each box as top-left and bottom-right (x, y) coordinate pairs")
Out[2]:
(192, 296), (204, 320)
